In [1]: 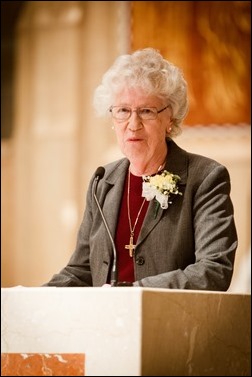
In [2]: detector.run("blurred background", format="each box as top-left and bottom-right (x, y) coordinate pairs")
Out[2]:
(1, 1), (251, 291)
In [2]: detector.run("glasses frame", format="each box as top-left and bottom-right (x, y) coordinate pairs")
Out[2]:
(109, 105), (169, 121)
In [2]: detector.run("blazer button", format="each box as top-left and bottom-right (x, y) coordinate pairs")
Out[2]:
(136, 256), (145, 265)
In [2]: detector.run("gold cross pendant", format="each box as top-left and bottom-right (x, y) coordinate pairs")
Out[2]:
(125, 235), (136, 257)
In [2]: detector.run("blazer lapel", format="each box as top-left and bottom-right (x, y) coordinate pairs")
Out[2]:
(137, 139), (188, 245)
(101, 159), (129, 240)
(137, 199), (164, 245)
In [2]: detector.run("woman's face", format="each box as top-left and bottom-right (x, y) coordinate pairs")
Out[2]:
(111, 87), (172, 169)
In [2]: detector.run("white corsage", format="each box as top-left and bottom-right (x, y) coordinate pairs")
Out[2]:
(142, 170), (182, 209)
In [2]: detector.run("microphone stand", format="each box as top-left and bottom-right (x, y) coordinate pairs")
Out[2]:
(93, 175), (117, 287)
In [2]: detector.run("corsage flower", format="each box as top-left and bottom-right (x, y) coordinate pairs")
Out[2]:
(142, 170), (182, 210)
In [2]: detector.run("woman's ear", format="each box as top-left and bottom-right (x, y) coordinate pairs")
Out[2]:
(166, 119), (173, 134)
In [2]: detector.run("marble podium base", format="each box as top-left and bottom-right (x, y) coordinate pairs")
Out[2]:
(1, 287), (251, 376)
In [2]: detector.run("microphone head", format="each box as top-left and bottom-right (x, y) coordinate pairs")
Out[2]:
(95, 166), (105, 179)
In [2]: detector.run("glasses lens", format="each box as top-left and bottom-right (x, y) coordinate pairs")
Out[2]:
(111, 106), (131, 120)
(138, 108), (157, 120)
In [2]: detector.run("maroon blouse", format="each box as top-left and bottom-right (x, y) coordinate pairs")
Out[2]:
(115, 172), (149, 283)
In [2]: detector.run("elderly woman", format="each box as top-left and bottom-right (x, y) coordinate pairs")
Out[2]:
(44, 48), (237, 290)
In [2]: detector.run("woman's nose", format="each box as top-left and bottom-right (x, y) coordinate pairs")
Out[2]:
(128, 111), (143, 131)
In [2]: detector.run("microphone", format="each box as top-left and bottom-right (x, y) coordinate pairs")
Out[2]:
(93, 166), (118, 287)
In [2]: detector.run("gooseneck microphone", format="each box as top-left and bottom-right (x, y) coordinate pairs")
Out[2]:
(93, 166), (118, 287)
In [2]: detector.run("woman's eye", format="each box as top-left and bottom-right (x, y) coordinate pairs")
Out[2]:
(140, 108), (154, 115)
(118, 107), (130, 113)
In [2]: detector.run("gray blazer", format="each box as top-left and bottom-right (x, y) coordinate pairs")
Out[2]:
(45, 139), (237, 290)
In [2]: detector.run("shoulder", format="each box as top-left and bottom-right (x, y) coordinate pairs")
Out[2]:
(167, 138), (231, 188)
(169, 138), (229, 173)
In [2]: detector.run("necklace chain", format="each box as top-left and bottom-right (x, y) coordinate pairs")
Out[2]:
(127, 169), (146, 236)
(125, 169), (146, 257)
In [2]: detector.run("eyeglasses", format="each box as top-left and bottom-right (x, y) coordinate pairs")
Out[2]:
(109, 105), (169, 121)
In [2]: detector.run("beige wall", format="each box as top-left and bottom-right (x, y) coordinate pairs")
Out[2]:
(1, 1), (250, 291)
(1, 0), (130, 287)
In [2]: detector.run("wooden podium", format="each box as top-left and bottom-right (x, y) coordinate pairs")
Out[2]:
(1, 287), (251, 376)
